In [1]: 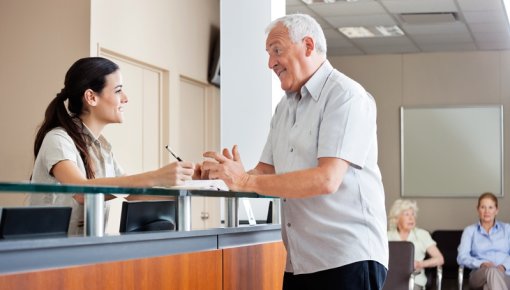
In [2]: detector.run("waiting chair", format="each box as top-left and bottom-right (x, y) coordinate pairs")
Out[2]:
(431, 230), (469, 290)
(424, 255), (443, 290)
(383, 241), (416, 290)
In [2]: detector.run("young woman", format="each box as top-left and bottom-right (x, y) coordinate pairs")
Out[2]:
(29, 57), (195, 235)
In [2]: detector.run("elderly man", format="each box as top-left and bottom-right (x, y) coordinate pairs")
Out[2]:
(203, 14), (388, 290)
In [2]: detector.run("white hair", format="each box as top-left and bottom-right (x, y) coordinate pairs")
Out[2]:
(265, 13), (327, 57)
(388, 199), (418, 230)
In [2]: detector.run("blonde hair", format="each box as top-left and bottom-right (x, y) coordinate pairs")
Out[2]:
(388, 199), (418, 230)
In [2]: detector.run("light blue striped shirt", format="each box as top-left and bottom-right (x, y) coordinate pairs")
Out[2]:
(457, 220), (510, 275)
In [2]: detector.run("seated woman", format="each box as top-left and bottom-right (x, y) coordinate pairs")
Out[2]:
(457, 192), (510, 290)
(29, 57), (196, 235)
(388, 199), (444, 290)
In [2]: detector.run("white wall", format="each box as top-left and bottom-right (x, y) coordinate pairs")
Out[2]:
(330, 51), (510, 231)
(220, 0), (285, 169)
(220, 0), (285, 221)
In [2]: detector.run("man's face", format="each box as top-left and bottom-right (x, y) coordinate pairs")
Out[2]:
(266, 23), (308, 93)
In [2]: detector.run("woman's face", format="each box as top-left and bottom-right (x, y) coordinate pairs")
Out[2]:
(397, 208), (416, 232)
(478, 197), (498, 224)
(93, 70), (128, 124)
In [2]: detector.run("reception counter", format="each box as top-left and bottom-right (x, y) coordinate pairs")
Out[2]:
(0, 224), (285, 290)
(0, 182), (285, 290)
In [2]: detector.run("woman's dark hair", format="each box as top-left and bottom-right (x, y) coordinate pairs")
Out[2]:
(477, 192), (498, 208)
(34, 57), (119, 179)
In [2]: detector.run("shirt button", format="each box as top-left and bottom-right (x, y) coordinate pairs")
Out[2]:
(287, 223), (291, 227)
(283, 198), (287, 202)
(290, 148), (294, 152)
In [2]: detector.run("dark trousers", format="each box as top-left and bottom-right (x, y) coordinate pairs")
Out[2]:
(283, 260), (387, 290)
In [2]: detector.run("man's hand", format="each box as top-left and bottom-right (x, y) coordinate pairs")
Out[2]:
(202, 145), (250, 191)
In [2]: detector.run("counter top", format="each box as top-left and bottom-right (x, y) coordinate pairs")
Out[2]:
(0, 224), (281, 275)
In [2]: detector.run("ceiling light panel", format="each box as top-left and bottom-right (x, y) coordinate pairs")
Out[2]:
(339, 25), (404, 38)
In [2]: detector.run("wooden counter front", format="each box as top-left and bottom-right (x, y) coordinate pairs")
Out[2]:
(0, 249), (223, 290)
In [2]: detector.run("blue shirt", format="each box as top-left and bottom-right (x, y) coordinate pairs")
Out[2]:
(260, 60), (388, 274)
(457, 221), (510, 275)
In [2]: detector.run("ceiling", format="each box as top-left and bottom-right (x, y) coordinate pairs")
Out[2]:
(286, 0), (510, 56)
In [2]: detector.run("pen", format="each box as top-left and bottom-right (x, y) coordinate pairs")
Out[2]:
(165, 145), (183, 161)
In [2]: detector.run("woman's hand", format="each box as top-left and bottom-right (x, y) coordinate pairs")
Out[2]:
(481, 261), (496, 268)
(152, 161), (194, 187)
(414, 260), (424, 271)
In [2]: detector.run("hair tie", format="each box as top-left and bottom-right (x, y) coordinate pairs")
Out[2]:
(57, 88), (69, 101)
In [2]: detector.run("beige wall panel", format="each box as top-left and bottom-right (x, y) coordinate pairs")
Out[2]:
(91, 0), (220, 159)
(142, 70), (161, 171)
(331, 51), (510, 231)
(0, 0), (89, 206)
(0, 0), (89, 184)
(402, 52), (501, 105)
(102, 59), (144, 174)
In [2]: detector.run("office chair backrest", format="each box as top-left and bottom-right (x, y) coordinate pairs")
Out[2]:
(432, 230), (463, 279)
(383, 241), (415, 290)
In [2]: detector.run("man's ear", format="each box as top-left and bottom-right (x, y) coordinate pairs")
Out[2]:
(303, 36), (315, 57)
(83, 89), (98, 106)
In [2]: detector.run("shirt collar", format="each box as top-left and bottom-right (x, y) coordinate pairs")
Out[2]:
(477, 220), (501, 232)
(285, 60), (334, 102)
(72, 118), (112, 152)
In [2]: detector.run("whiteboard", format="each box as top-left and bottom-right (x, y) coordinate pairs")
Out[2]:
(400, 106), (503, 197)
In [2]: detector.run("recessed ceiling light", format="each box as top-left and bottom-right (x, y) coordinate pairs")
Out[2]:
(338, 27), (375, 38)
(338, 25), (404, 38)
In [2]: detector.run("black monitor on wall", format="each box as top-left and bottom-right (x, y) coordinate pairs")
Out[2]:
(119, 200), (177, 233)
(208, 34), (220, 87)
(0, 206), (72, 239)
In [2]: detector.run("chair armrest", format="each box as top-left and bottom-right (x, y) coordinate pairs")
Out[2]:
(436, 265), (442, 290)
(458, 266), (464, 290)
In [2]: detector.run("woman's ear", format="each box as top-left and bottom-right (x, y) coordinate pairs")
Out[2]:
(83, 89), (98, 106)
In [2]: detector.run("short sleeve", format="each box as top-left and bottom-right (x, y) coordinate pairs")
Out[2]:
(260, 103), (281, 166)
(318, 89), (377, 169)
(419, 229), (436, 249)
(39, 129), (80, 175)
